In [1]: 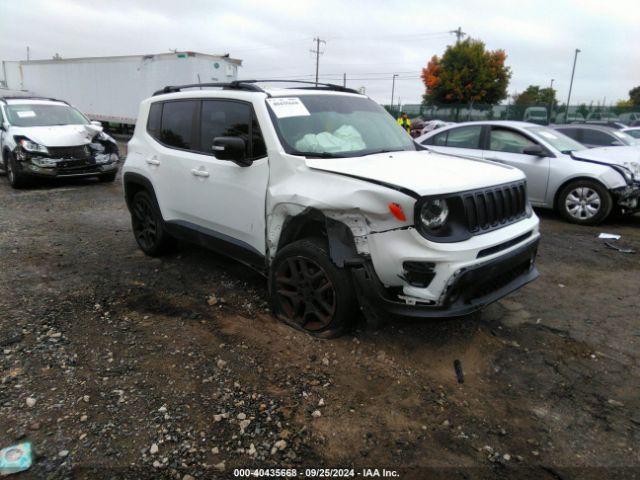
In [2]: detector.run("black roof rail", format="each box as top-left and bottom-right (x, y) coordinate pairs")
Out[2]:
(0, 95), (68, 104)
(152, 79), (362, 97)
(152, 81), (265, 96)
(239, 79), (361, 95)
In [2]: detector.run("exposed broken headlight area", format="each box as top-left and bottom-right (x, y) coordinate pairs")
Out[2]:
(612, 184), (640, 213)
(13, 134), (119, 177)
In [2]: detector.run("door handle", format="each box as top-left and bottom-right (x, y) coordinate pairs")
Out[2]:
(485, 157), (503, 163)
(146, 158), (160, 166)
(191, 168), (210, 178)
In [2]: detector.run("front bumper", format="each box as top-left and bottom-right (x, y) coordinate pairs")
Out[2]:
(352, 238), (539, 319)
(612, 184), (640, 212)
(15, 152), (119, 178)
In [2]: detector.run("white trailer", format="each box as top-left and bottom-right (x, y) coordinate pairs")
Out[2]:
(0, 51), (242, 126)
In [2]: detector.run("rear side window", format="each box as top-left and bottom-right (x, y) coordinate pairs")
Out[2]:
(425, 126), (482, 149)
(556, 128), (578, 140)
(199, 100), (267, 160)
(146, 103), (162, 140)
(160, 100), (197, 149)
(581, 129), (616, 146)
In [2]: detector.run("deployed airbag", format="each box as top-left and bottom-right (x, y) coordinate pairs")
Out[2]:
(295, 125), (366, 153)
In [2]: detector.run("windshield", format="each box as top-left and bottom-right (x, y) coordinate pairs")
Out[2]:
(625, 129), (640, 139)
(525, 126), (586, 154)
(612, 130), (639, 146)
(266, 95), (415, 158)
(5, 103), (89, 127)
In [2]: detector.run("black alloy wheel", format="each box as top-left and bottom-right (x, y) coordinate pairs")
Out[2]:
(270, 238), (357, 337)
(274, 256), (337, 331)
(130, 190), (174, 256)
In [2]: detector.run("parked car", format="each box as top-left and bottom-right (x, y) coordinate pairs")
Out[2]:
(123, 81), (540, 337)
(553, 124), (639, 148)
(0, 96), (120, 188)
(409, 118), (425, 138)
(622, 127), (640, 139)
(618, 112), (640, 126)
(417, 121), (640, 225)
(553, 112), (584, 123)
(586, 112), (620, 123)
(523, 106), (548, 125)
(420, 119), (453, 136)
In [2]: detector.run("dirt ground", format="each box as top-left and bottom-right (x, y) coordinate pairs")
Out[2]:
(1, 148), (639, 479)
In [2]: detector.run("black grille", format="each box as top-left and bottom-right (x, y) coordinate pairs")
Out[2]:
(465, 256), (533, 301)
(462, 181), (527, 234)
(47, 145), (91, 160)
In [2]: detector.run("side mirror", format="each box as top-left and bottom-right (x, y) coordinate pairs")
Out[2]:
(610, 140), (623, 146)
(522, 144), (549, 157)
(212, 137), (252, 167)
(91, 120), (102, 127)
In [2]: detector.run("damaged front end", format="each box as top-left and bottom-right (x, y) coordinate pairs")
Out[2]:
(13, 131), (119, 179)
(612, 184), (640, 213)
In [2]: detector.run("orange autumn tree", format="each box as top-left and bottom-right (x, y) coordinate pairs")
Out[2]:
(421, 39), (511, 110)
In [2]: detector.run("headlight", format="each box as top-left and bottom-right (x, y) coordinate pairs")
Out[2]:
(624, 162), (640, 179)
(419, 199), (449, 229)
(19, 139), (49, 154)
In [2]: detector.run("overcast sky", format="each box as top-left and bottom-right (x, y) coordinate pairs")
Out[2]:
(1, 0), (638, 107)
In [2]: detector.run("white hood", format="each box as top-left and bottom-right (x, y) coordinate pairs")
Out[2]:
(11, 124), (102, 147)
(572, 146), (640, 167)
(305, 150), (525, 196)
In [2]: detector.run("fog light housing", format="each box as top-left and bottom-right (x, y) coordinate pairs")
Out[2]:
(402, 261), (436, 288)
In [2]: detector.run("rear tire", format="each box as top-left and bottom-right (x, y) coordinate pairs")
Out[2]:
(558, 179), (612, 225)
(129, 190), (175, 256)
(270, 238), (357, 338)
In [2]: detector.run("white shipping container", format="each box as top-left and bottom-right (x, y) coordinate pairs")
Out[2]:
(1, 52), (242, 125)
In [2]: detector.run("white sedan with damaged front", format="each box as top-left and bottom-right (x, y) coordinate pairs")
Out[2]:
(417, 121), (640, 225)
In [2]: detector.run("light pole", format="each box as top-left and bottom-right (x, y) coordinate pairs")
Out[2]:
(548, 78), (555, 123)
(390, 74), (398, 114)
(565, 49), (580, 121)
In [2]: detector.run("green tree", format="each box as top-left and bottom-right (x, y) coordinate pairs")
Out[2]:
(514, 85), (557, 107)
(421, 38), (511, 111)
(629, 86), (640, 106)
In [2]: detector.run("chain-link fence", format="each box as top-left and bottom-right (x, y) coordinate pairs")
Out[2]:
(385, 104), (640, 126)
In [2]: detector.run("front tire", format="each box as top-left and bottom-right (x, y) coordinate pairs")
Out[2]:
(129, 190), (175, 256)
(5, 152), (29, 189)
(270, 238), (357, 338)
(558, 180), (612, 225)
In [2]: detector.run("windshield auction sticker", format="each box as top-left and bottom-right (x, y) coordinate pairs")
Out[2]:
(266, 97), (310, 118)
(16, 111), (36, 118)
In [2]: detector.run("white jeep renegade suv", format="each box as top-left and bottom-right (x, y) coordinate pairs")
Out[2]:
(123, 81), (540, 336)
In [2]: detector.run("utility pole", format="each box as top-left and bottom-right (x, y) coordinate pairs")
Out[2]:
(343, 73), (346, 87)
(548, 78), (555, 122)
(26, 46), (30, 61)
(565, 48), (581, 121)
(310, 37), (326, 86)
(449, 27), (466, 43)
(390, 74), (398, 113)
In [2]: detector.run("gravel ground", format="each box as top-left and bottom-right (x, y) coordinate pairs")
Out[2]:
(1, 150), (639, 479)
